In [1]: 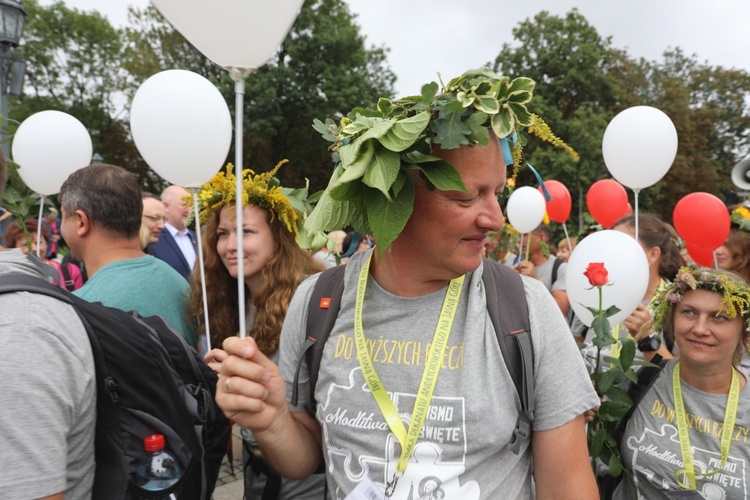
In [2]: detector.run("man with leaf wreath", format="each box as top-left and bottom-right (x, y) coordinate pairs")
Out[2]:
(214, 68), (599, 499)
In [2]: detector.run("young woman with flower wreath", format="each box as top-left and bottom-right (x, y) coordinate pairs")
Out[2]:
(612, 266), (750, 499)
(186, 161), (325, 499)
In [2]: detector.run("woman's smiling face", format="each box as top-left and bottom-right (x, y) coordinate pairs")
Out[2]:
(673, 289), (745, 370)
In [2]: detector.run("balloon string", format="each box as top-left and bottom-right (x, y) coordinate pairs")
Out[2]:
(518, 233), (524, 263)
(527, 162), (551, 201)
(562, 223), (572, 253)
(36, 196), (45, 259)
(192, 188), (211, 352)
(714, 250), (719, 269)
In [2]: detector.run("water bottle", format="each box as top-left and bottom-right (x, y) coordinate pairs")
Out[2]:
(135, 434), (182, 491)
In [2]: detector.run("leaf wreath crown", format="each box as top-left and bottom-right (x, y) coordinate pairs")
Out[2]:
(190, 160), (301, 235)
(651, 265), (750, 334)
(305, 67), (579, 253)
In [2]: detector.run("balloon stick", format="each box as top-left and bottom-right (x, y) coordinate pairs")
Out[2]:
(633, 188), (641, 243)
(714, 250), (718, 269)
(229, 68), (253, 339)
(36, 196), (45, 258)
(518, 233), (524, 263)
(191, 188), (211, 352)
(524, 234), (531, 261)
(562, 223), (572, 253)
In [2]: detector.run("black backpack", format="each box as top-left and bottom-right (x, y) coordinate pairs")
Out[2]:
(292, 259), (535, 455)
(0, 273), (231, 500)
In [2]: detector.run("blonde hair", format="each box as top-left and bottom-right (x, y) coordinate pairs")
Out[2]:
(187, 205), (325, 354)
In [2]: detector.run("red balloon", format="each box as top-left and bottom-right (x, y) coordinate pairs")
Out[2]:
(538, 180), (572, 223)
(673, 193), (730, 249)
(586, 179), (630, 228)
(685, 242), (715, 267)
(625, 203), (633, 215)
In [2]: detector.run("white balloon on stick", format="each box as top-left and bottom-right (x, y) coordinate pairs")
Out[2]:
(506, 186), (546, 234)
(566, 230), (649, 327)
(130, 69), (232, 188)
(602, 106), (678, 191)
(152, 0), (304, 339)
(12, 110), (93, 196)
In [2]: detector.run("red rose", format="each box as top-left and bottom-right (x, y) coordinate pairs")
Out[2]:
(583, 262), (609, 287)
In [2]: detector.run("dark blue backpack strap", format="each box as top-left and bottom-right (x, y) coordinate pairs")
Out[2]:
(292, 265), (347, 409)
(481, 259), (535, 455)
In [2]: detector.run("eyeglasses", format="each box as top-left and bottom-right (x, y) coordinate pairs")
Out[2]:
(143, 215), (166, 223)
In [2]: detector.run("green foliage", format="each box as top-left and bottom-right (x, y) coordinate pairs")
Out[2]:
(306, 68), (577, 253)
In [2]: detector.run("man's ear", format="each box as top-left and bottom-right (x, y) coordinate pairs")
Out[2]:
(74, 210), (92, 237)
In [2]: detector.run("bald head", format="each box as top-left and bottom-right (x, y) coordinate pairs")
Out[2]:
(161, 185), (191, 230)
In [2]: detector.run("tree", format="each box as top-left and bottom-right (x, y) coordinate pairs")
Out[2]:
(122, 0), (396, 192)
(491, 9), (645, 231)
(491, 10), (750, 230)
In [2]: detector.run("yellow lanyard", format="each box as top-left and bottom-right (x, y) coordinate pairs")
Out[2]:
(611, 278), (666, 362)
(353, 253), (464, 496)
(673, 361), (740, 490)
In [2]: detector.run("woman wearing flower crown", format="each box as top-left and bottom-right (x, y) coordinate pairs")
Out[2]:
(186, 161), (325, 499)
(613, 266), (750, 499)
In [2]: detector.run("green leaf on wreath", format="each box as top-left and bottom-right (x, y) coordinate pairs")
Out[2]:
(379, 111), (430, 152)
(365, 182), (414, 256)
(430, 108), (472, 149)
(491, 107), (514, 139)
(364, 147), (400, 199)
(419, 160), (469, 193)
(333, 140), (375, 188)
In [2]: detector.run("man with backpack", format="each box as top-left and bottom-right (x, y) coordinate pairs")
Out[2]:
(59, 163), (196, 347)
(0, 150), (97, 498)
(215, 70), (599, 498)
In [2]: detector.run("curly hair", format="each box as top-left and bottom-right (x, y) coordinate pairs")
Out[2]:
(614, 213), (685, 281)
(187, 205), (325, 355)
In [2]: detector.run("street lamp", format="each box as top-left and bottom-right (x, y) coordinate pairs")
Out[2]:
(0, 0), (26, 157)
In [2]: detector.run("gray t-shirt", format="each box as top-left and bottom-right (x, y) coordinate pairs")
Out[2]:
(279, 250), (599, 499)
(0, 249), (96, 499)
(535, 255), (566, 293)
(614, 359), (750, 499)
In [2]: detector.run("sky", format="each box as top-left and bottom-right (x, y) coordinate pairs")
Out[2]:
(37, 0), (750, 98)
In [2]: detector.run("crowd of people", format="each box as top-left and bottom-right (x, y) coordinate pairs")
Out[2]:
(3, 73), (750, 500)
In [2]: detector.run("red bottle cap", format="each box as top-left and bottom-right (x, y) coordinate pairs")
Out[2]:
(143, 434), (165, 452)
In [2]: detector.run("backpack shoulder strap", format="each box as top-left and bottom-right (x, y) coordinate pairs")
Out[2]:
(551, 257), (563, 285)
(60, 262), (75, 291)
(481, 259), (535, 454)
(0, 272), (72, 302)
(291, 265), (347, 409)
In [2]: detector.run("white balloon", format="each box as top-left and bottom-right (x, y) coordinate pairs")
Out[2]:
(130, 70), (232, 188)
(566, 230), (649, 327)
(152, 0), (303, 70)
(602, 106), (678, 190)
(506, 186), (546, 234)
(12, 111), (93, 196)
